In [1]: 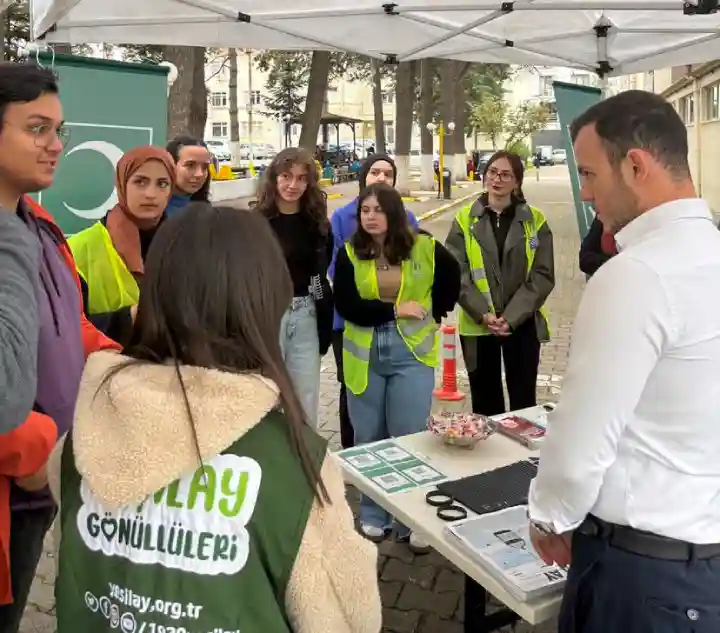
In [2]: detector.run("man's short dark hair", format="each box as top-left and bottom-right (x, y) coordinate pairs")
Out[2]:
(570, 90), (689, 178)
(0, 62), (59, 130)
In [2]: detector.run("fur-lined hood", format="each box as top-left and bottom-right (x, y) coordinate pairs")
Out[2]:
(72, 350), (281, 509)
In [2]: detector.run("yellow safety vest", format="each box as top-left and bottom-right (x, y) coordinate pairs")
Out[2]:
(343, 235), (439, 396)
(68, 222), (139, 315)
(456, 204), (551, 337)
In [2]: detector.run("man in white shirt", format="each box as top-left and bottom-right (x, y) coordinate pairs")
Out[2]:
(528, 90), (720, 633)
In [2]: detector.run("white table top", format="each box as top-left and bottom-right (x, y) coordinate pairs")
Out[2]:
(337, 405), (562, 626)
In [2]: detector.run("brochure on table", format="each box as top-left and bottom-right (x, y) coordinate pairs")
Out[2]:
(337, 439), (448, 494)
(493, 404), (552, 430)
(445, 505), (566, 602)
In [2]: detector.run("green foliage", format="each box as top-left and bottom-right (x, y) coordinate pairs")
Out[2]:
(506, 139), (531, 160)
(469, 94), (551, 151)
(260, 52), (306, 119)
(3, 0), (29, 62)
(120, 44), (164, 64)
(254, 50), (355, 81)
(469, 97), (507, 149)
(503, 101), (551, 148)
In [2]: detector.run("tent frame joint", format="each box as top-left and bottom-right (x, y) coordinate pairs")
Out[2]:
(384, 53), (399, 64)
(596, 61), (613, 78)
(593, 24), (610, 38)
(500, 2), (514, 13)
(236, 12), (250, 23)
(382, 3), (399, 15)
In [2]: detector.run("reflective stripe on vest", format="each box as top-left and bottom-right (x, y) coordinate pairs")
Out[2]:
(67, 222), (139, 315)
(343, 235), (438, 396)
(456, 204), (551, 338)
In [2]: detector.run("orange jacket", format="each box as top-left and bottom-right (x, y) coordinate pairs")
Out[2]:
(0, 198), (120, 604)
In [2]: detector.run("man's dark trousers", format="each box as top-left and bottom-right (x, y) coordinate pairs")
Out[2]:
(560, 530), (720, 633)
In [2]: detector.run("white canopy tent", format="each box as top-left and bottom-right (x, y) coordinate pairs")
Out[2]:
(25, 0), (720, 77)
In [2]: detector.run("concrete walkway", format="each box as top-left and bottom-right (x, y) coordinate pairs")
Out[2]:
(20, 166), (584, 633)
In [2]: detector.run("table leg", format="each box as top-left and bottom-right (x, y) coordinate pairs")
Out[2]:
(464, 575), (521, 633)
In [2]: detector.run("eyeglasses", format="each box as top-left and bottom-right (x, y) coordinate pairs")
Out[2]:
(9, 122), (70, 148)
(486, 168), (514, 183)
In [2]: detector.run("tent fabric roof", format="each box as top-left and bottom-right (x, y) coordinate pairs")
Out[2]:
(33, 1), (720, 77)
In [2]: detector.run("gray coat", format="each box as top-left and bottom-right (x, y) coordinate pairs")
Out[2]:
(445, 199), (555, 343)
(0, 212), (40, 434)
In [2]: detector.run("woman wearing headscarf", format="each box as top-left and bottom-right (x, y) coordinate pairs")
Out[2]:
(68, 146), (175, 346)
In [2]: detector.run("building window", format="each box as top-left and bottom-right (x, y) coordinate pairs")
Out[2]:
(211, 122), (228, 138)
(381, 91), (394, 104)
(703, 83), (720, 121)
(328, 83), (338, 92)
(679, 94), (695, 125)
(540, 76), (555, 98)
(211, 92), (227, 107)
(384, 122), (395, 145)
(244, 90), (262, 106)
(291, 125), (300, 136)
(240, 121), (264, 136)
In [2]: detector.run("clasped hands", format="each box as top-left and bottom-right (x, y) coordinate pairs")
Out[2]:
(482, 313), (510, 336)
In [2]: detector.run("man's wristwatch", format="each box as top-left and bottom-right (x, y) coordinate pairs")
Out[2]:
(528, 512), (556, 536)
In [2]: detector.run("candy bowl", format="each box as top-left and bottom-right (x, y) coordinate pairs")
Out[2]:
(427, 412), (496, 448)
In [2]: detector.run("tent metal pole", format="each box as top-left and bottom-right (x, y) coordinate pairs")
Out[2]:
(401, 13), (596, 68)
(618, 27), (720, 34)
(398, 1), (685, 11)
(251, 19), (386, 59)
(174, 0), (240, 20)
(398, 10), (506, 60)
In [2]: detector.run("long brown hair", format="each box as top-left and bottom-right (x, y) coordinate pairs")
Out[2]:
(256, 147), (329, 235)
(100, 203), (329, 504)
(351, 182), (415, 264)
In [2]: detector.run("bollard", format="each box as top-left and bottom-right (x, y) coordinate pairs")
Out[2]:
(433, 323), (465, 401)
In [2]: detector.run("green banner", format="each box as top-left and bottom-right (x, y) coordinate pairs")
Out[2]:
(552, 81), (602, 240)
(31, 53), (169, 235)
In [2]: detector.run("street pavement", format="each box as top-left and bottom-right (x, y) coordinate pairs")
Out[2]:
(20, 165), (584, 632)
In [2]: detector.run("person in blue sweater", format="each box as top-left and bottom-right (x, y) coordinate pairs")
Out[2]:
(328, 153), (419, 449)
(165, 136), (212, 217)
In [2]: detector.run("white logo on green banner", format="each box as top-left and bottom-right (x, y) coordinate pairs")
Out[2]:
(76, 454), (261, 575)
(37, 122), (154, 234)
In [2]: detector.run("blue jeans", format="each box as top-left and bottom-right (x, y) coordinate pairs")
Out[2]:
(280, 296), (320, 427)
(347, 323), (434, 535)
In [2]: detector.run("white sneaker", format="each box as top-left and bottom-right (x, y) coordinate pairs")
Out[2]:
(359, 523), (386, 543)
(408, 532), (431, 554)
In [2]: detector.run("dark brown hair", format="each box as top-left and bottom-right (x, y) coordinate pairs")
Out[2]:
(351, 182), (415, 265)
(484, 150), (527, 202)
(101, 203), (329, 504)
(569, 89), (689, 178)
(166, 135), (211, 202)
(256, 147), (329, 235)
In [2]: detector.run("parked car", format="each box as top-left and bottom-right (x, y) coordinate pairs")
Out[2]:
(205, 139), (231, 163)
(552, 148), (567, 164)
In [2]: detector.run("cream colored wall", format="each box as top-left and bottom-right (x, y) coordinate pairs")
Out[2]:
(665, 67), (720, 213)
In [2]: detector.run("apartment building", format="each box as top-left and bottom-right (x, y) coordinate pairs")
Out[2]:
(502, 66), (611, 151)
(657, 62), (720, 211)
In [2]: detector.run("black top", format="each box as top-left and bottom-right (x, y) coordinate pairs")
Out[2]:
(485, 202), (516, 265)
(268, 211), (333, 297)
(579, 216), (612, 277)
(334, 234), (460, 327)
